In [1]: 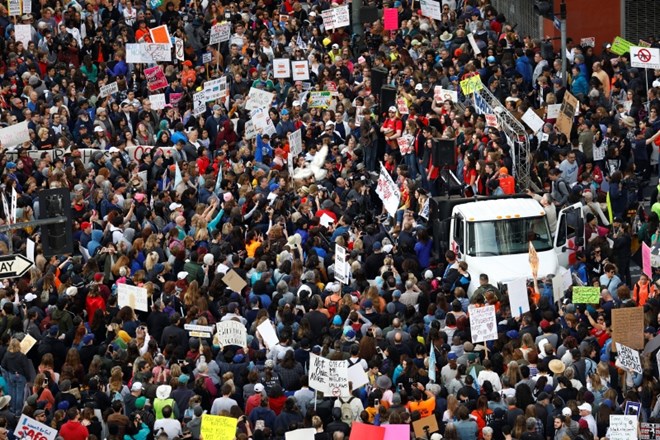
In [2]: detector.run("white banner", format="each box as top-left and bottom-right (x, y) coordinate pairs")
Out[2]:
(334, 244), (348, 284)
(375, 163), (401, 217)
(150, 93), (166, 110)
(15, 414), (57, 440)
(117, 284), (148, 312)
(0, 121), (30, 148)
(309, 353), (349, 396)
(15, 24), (32, 48)
(210, 22), (231, 44)
(420, 0), (442, 20)
(288, 129), (303, 157)
(216, 321), (247, 347)
(273, 58), (291, 78)
(469, 305), (498, 343)
(245, 87), (275, 111)
(616, 343), (642, 374)
(126, 43), (171, 63)
(631, 46), (660, 69)
(99, 82), (119, 98)
(291, 60), (310, 81)
(608, 415), (638, 440)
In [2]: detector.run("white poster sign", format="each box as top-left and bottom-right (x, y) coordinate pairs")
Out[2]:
(250, 108), (276, 137)
(117, 284), (148, 312)
(291, 60), (310, 81)
(288, 129), (303, 157)
(15, 414), (57, 440)
(0, 121), (30, 148)
(245, 87), (275, 111)
(507, 277), (530, 318)
(608, 415), (638, 440)
(308, 353), (349, 396)
(286, 428), (317, 440)
(216, 321), (248, 347)
(630, 46), (660, 69)
(546, 103), (561, 119)
(193, 90), (207, 116)
(150, 93), (166, 110)
(334, 244), (348, 284)
(174, 37), (184, 61)
(467, 33), (481, 55)
(616, 343), (643, 374)
(334, 5), (350, 28)
(99, 82), (119, 98)
(15, 24), (32, 48)
(7, 0), (20, 16)
(273, 58), (291, 78)
(126, 43), (171, 63)
(375, 163), (401, 217)
(420, 0), (442, 20)
(522, 108), (545, 134)
(347, 364), (369, 389)
(209, 22), (231, 44)
(257, 320), (279, 349)
(204, 77), (227, 101)
(469, 305), (498, 343)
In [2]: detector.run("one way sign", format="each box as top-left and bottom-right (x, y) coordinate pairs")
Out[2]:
(0, 255), (33, 279)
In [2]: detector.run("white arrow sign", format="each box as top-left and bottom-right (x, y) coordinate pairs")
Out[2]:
(0, 254), (33, 279)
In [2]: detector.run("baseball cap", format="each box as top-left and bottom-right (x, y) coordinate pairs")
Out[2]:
(388, 106), (397, 113)
(131, 382), (143, 392)
(645, 326), (656, 334)
(254, 383), (265, 393)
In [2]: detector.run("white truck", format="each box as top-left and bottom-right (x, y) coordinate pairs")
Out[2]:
(431, 196), (584, 294)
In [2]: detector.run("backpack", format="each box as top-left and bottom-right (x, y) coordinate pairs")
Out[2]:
(339, 397), (355, 426)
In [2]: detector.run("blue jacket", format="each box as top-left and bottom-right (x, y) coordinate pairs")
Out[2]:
(515, 55), (533, 85)
(571, 73), (589, 97)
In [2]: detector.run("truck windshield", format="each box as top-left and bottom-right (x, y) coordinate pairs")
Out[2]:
(466, 216), (553, 257)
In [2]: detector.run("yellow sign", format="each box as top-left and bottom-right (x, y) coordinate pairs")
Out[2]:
(201, 414), (237, 440)
(459, 75), (483, 95)
(610, 36), (634, 56)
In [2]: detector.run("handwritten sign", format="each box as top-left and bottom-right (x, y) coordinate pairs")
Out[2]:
(250, 107), (277, 137)
(209, 22), (231, 44)
(572, 286), (600, 304)
(288, 129), (303, 156)
(20, 334), (37, 355)
(546, 103), (561, 119)
(150, 93), (166, 110)
(174, 37), (184, 61)
(522, 108), (545, 133)
(309, 353), (349, 396)
(200, 415), (237, 440)
(322, 5), (350, 30)
(273, 58), (291, 78)
(193, 90), (207, 116)
(612, 307), (645, 350)
(202, 52), (212, 64)
(469, 305), (498, 343)
(7, 0), (20, 16)
(99, 82), (119, 98)
(334, 244), (348, 284)
(144, 65), (168, 91)
(396, 98), (408, 115)
(216, 321), (247, 347)
(420, 0), (442, 20)
(609, 415), (638, 440)
(292, 60), (310, 81)
(460, 75), (483, 95)
(616, 343), (642, 374)
(117, 284), (148, 312)
(126, 43), (171, 63)
(347, 364), (369, 389)
(183, 324), (214, 338)
(0, 121), (30, 148)
(15, 24), (32, 48)
(245, 87), (275, 111)
(15, 415), (57, 440)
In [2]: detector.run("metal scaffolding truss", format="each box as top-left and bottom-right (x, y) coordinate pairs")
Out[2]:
(468, 81), (532, 191)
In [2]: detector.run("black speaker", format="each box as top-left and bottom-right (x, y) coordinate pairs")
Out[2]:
(371, 67), (388, 96)
(380, 85), (397, 113)
(432, 138), (456, 167)
(360, 6), (379, 22)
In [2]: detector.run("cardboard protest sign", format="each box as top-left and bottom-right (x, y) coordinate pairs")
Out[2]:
(469, 305), (498, 343)
(609, 415), (638, 440)
(556, 91), (578, 138)
(349, 424), (385, 440)
(292, 60), (310, 81)
(222, 269), (247, 293)
(19, 334), (37, 354)
(419, 0), (442, 20)
(580, 37), (595, 47)
(209, 22), (231, 44)
(0, 121), (30, 148)
(117, 284), (149, 312)
(15, 414), (58, 440)
(256, 320), (279, 349)
(412, 415), (439, 438)
(616, 343), (642, 374)
(99, 82), (119, 98)
(200, 415), (237, 440)
(245, 87), (275, 111)
(149, 25), (171, 46)
(144, 66), (168, 91)
(572, 286), (600, 304)
(612, 307), (644, 350)
(273, 58), (291, 78)
(216, 321), (247, 347)
(506, 278), (530, 318)
(546, 103), (561, 119)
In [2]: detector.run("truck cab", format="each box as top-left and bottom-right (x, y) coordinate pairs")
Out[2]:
(431, 196), (584, 294)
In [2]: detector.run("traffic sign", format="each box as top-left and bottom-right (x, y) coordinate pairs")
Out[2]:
(631, 46), (660, 69)
(0, 254), (33, 279)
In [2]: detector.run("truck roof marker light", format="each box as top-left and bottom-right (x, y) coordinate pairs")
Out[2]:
(469, 217), (475, 221)
(505, 215), (511, 218)
(496, 216), (502, 219)
(540, 211), (545, 216)
(514, 214), (521, 218)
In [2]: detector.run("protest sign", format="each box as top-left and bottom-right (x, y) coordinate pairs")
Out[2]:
(286, 429), (317, 440)
(546, 103), (561, 119)
(384, 8), (398, 30)
(420, 0), (442, 20)
(216, 321), (247, 347)
(245, 87), (275, 111)
(149, 24), (171, 46)
(174, 37), (184, 61)
(126, 43), (171, 63)
(376, 163), (401, 217)
(202, 52), (212, 64)
(308, 91), (333, 108)
(292, 60), (310, 81)
(144, 66), (168, 91)
(117, 284), (148, 312)
(580, 37), (595, 47)
(347, 364), (369, 389)
(334, 5), (350, 27)
(14, 414), (57, 440)
(99, 82), (119, 98)
(384, 424), (410, 440)
(469, 305), (498, 343)
(251, 107), (277, 137)
(485, 114), (499, 128)
(397, 136), (413, 155)
(467, 33), (481, 55)
(200, 415), (237, 440)
(124, 145), (175, 162)
(641, 422), (660, 440)
(184, 324), (214, 338)
(15, 24), (32, 48)
(611, 36), (634, 56)
(612, 307), (645, 350)
(6, 148), (109, 165)
(7, 0), (20, 16)
(150, 93), (166, 110)
(334, 244), (348, 284)
(257, 320), (279, 349)
(309, 354), (349, 397)
(616, 343), (643, 374)
(556, 91), (578, 137)
(396, 98), (408, 115)
(222, 269), (247, 293)
(522, 108), (545, 133)
(506, 278), (530, 317)
(273, 58), (291, 78)
(609, 415), (638, 440)
(204, 77), (227, 101)
(20, 334), (36, 354)
(0, 121), (30, 148)
(193, 90), (207, 116)
(22, 0), (31, 13)
(412, 415), (439, 438)
(438, 88), (458, 103)
(643, 242), (653, 278)
(209, 22), (231, 44)
(460, 75), (483, 95)
(572, 286), (600, 304)
(321, 9), (335, 30)
(349, 424), (385, 440)
(288, 129), (303, 156)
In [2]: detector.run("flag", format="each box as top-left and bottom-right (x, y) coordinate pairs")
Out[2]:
(428, 343), (436, 383)
(10, 187), (17, 225)
(606, 191), (613, 224)
(174, 161), (183, 188)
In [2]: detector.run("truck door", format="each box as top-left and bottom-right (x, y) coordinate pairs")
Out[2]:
(554, 203), (585, 267)
(452, 214), (464, 259)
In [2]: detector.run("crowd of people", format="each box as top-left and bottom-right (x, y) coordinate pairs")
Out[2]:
(0, 0), (659, 439)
